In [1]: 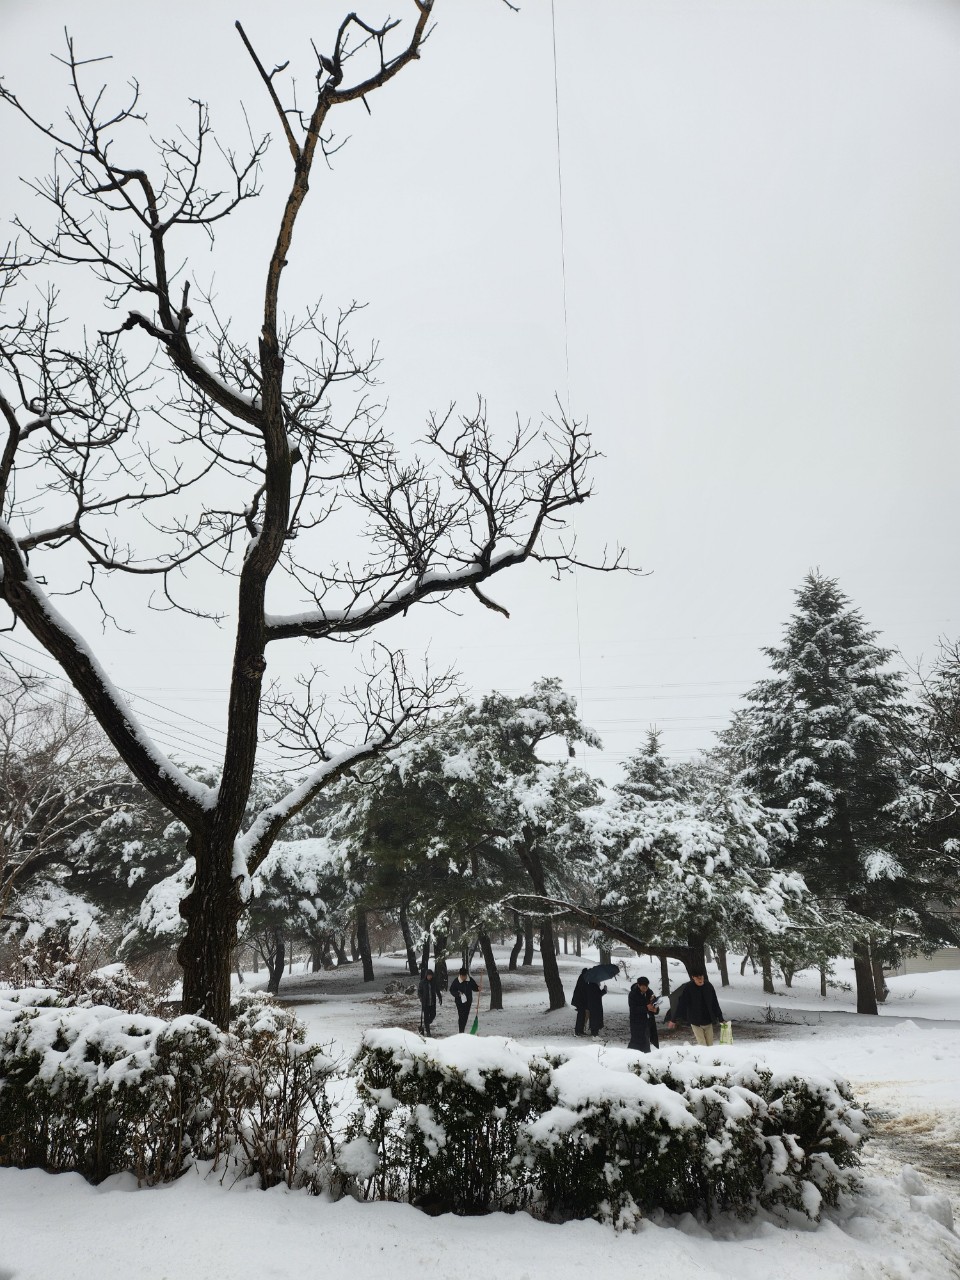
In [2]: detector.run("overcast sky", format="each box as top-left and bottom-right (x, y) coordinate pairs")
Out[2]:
(3, 0), (959, 780)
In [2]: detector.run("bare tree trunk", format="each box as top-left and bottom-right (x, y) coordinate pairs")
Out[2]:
(716, 944), (729, 987)
(522, 916), (534, 967)
(740, 953), (750, 976)
(177, 847), (242, 1027)
(760, 948), (775, 995)
(263, 928), (285, 996)
(599, 945), (611, 965)
(820, 963), (827, 998)
(782, 963), (794, 989)
(399, 903), (418, 976)
(539, 919), (565, 1010)
(350, 929), (359, 962)
(508, 918), (524, 971)
(334, 934), (349, 966)
(477, 931), (503, 1011)
(853, 944), (878, 1014)
(574, 929), (582, 957)
(870, 938), (888, 1004)
(686, 936), (707, 978)
(562, 931), (568, 954)
(659, 954), (671, 996)
(356, 906), (375, 983)
(310, 945), (323, 973)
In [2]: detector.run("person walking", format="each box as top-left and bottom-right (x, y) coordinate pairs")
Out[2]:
(667, 969), (724, 1046)
(571, 967), (590, 1036)
(449, 968), (480, 1033)
(627, 976), (660, 1052)
(418, 968), (442, 1036)
(585, 980), (607, 1037)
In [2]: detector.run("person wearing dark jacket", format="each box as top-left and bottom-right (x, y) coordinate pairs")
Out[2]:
(585, 981), (607, 1036)
(627, 976), (660, 1052)
(418, 969), (442, 1036)
(571, 968), (590, 1036)
(667, 970), (724, 1045)
(449, 969), (480, 1033)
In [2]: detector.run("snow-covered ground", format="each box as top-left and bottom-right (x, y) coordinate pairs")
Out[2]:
(2, 949), (958, 1279)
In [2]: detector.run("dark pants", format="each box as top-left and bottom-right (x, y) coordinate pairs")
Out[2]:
(648, 1015), (660, 1049)
(455, 1000), (472, 1033)
(628, 1018), (651, 1052)
(574, 1006), (587, 1035)
(421, 1006), (436, 1036)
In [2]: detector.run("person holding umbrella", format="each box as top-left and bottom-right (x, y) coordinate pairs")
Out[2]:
(572, 962), (619, 1037)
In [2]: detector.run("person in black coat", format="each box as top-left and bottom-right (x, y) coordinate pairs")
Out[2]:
(418, 969), (442, 1036)
(571, 968), (590, 1036)
(449, 969), (480, 1033)
(667, 970), (724, 1046)
(627, 976), (660, 1052)
(585, 981), (607, 1036)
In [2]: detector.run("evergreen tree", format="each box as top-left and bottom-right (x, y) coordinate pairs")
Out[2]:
(739, 572), (943, 1013)
(617, 728), (687, 804)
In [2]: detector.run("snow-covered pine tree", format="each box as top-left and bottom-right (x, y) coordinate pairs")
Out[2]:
(617, 728), (687, 804)
(739, 572), (917, 1014)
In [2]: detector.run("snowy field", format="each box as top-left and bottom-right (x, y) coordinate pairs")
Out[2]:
(2, 948), (958, 1280)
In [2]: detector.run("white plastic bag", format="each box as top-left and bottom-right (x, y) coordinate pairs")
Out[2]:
(719, 1021), (733, 1045)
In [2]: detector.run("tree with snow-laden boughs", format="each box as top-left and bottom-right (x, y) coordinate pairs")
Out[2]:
(0, 2), (626, 1027)
(594, 731), (812, 976)
(0, 674), (124, 931)
(737, 572), (958, 1014)
(331, 679), (603, 1009)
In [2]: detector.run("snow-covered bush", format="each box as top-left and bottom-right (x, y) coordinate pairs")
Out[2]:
(0, 995), (225, 1183)
(627, 1053), (866, 1218)
(519, 1054), (701, 1227)
(227, 991), (338, 1192)
(0, 991), (337, 1191)
(342, 1030), (543, 1213)
(340, 1034), (866, 1226)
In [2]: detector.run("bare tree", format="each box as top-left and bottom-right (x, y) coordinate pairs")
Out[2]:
(0, 2), (625, 1028)
(0, 673), (122, 926)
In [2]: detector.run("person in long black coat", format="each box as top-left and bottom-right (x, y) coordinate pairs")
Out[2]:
(571, 968), (590, 1036)
(668, 970), (724, 1046)
(418, 969), (442, 1036)
(585, 981), (606, 1036)
(449, 969), (479, 1033)
(627, 976), (660, 1052)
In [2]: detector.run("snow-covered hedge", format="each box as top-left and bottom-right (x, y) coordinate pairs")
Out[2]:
(343, 1033), (866, 1225)
(339, 1030), (543, 1214)
(0, 998), (865, 1225)
(0, 989), (336, 1189)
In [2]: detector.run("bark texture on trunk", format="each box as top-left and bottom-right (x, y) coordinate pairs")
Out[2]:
(478, 931), (503, 1011)
(508, 918), (524, 971)
(760, 948), (775, 995)
(659, 955), (671, 996)
(356, 906), (375, 983)
(522, 916), (534, 966)
(716, 944), (730, 987)
(853, 944), (878, 1014)
(539, 918), (566, 1010)
(399, 903), (418, 976)
(870, 939), (888, 1003)
(177, 845), (243, 1028)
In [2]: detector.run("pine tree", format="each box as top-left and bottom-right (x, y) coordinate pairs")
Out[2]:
(740, 572), (919, 1013)
(617, 729), (687, 804)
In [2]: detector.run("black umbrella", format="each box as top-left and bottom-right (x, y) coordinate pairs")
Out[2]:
(580, 963), (619, 984)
